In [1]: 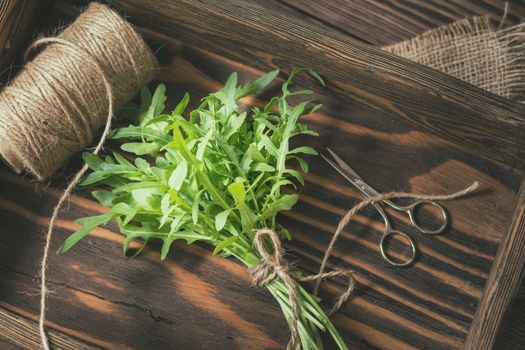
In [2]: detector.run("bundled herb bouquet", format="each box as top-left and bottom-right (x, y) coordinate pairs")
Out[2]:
(58, 69), (349, 349)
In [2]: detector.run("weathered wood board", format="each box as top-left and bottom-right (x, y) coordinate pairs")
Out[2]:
(1, 1), (525, 349)
(281, 0), (525, 46)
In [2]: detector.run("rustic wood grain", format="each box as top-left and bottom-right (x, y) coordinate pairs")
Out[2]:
(279, 0), (525, 46)
(101, 0), (525, 169)
(1, 1), (525, 349)
(464, 176), (525, 349)
(270, 1), (525, 349)
(1, 38), (523, 350)
(0, 0), (48, 78)
(0, 305), (99, 349)
(494, 298), (525, 349)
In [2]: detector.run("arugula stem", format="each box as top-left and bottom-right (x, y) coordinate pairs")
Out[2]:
(235, 253), (346, 350)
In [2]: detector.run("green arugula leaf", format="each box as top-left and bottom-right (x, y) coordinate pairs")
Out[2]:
(228, 181), (256, 232)
(235, 69), (279, 99)
(91, 190), (117, 207)
(140, 84), (166, 125)
(227, 181), (246, 205)
(121, 142), (162, 155)
(83, 152), (103, 171)
(213, 235), (238, 255)
(169, 161), (187, 190)
(289, 146), (318, 155)
(215, 209), (231, 231)
(196, 128), (213, 161)
(57, 213), (114, 254)
(173, 92), (190, 116)
(253, 163), (275, 172)
(112, 125), (171, 144)
(192, 189), (204, 224)
(261, 194), (299, 220)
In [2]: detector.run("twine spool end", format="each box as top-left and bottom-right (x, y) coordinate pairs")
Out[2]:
(0, 2), (159, 180)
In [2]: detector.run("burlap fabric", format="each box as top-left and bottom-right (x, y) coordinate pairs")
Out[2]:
(383, 16), (525, 102)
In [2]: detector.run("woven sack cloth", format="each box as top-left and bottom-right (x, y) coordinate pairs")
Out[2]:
(383, 16), (525, 102)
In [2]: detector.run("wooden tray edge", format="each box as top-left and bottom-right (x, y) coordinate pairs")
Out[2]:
(465, 176), (525, 349)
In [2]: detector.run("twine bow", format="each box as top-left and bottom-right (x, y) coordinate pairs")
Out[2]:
(251, 228), (355, 350)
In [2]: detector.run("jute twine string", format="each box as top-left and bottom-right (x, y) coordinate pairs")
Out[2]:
(0, 2), (158, 179)
(0, 3), (160, 349)
(313, 181), (479, 295)
(38, 36), (114, 348)
(251, 229), (355, 350)
(252, 182), (479, 349)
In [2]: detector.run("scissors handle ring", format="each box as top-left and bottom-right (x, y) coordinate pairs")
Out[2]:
(379, 230), (416, 267)
(407, 200), (448, 235)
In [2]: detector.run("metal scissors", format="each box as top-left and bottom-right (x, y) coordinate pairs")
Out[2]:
(321, 148), (448, 267)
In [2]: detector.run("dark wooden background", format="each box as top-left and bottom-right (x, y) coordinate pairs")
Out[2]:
(273, 1), (525, 349)
(1, 0), (525, 349)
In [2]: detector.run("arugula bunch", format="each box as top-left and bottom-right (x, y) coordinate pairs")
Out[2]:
(58, 69), (348, 349)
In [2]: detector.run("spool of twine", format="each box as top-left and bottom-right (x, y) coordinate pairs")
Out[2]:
(0, 2), (159, 180)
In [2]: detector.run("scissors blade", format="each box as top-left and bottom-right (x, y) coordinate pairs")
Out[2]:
(322, 148), (381, 198)
(325, 148), (365, 182)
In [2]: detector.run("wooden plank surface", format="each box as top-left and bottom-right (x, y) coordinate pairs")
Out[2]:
(280, 0), (525, 46)
(271, 3), (525, 349)
(109, 0), (525, 169)
(0, 49), (522, 348)
(0, 305), (98, 349)
(0, 0), (47, 78)
(1, 1), (525, 349)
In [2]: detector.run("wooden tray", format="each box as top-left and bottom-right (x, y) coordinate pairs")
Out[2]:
(1, 1), (525, 349)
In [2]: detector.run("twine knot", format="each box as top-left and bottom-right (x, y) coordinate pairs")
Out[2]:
(251, 228), (293, 287)
(251, 228), (356, 350)
(251, 228), (300, 350)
